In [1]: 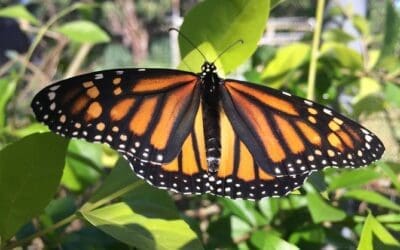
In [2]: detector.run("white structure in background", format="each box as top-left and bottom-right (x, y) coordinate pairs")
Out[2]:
(260, 17), (315, 46)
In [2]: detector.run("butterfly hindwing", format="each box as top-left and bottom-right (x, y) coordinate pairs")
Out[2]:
(31, 68), (201, 164)
(213, 110), (309, 199)
(124, 106), (308, 199)
(220, 79), (385, 177)
(123, 106), (210, 195)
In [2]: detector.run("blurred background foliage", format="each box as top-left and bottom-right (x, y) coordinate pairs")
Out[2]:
(0, 0), (399, 249)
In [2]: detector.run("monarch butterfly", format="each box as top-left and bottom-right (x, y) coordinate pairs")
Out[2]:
(31, 50), (384, 200)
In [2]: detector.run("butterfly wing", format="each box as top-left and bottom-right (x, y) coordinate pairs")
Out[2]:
(213, 110), (309, 199)
(122, 104), (209, 194)
(31, 68), (201, 164)
(124, 104), (308, 199)
(220, 79), (385, 176)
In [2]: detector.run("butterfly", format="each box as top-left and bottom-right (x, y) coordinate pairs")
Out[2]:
(31, 60), (385, 200)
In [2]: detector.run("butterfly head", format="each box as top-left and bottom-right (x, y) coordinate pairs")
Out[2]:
(201, 62), (217, 75)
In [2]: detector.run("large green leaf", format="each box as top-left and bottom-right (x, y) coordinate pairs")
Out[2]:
(358, 213), (400, 250)
(82, 202), (202, 250)
(0, 133), (68, 240)
(306, 193), (346, 223)
(56, 20), (110, 44)
(0, 5), (39, 25)
(179, 0), (270, 74)
(81, 158), (202, 249)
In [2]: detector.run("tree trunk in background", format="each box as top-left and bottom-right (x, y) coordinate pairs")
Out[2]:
(107, 0), (149, 65)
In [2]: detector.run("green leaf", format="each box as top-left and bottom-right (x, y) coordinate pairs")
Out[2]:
(82, 202), (202, 250)
(84, 158), (142, 209)
(306, 193), (346, 223)
(219, 199), (258, 226)
(82, 158), (197, 249)
(384, 82), (400, 108)
(378, 0), (400, 67)
(56, 21), (110, 44)
(0, 133), (68, 240)
(179, 0), (270, 74)
(322, 28), (354, 43)
(0, 5), (39, 25)
(358, 213), (400, 250)
(320, 42), (362, 69)
(353, 77), (381, 104)
(379, 162), (400, 192)
(0, 78), (17, 128)
(231, 216), (252, 241)
(257, 198), (279, 222)
(376, 214), (400, 223)
(366, 49), (380, 70)
(352, 15), (370, 36)
(261, 43), (310, 82)
(344, 189), (400, 211)
(5, 123), (48, 138)
(327, 169), (380, 191)
(250, 230), (299, 250)
(61, 139), (103, 192)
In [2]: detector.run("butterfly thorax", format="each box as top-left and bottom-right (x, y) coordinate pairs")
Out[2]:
(199, 62), (222, 174)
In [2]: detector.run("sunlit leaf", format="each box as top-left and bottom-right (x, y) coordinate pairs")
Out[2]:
(358, 213), (400, 250)
(56, 20), (110, 43)
(0, 5), (39, 25)
(384, 82), (400, 108)
(179, 0), (270, 74)
(327, 169), (380, 191)
(0, 78), (17, 128)
(352, 15), (370, 36)
(82, 202), (202, 250)
(261, 43), (310, 83)
(344, 189), (400, 211)
(320, 42), (362, 69)
(250, 230), (299, 250)
(306, 193), (346, 223)
(353, 77), (381, 104)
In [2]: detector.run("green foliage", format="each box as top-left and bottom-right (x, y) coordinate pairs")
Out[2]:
(0, 133), (68, 240)
(0, 1), (399, 249)
(0, 5), (39, 25)
(56, 21), (110, 44)
(179, 0), (270, 74)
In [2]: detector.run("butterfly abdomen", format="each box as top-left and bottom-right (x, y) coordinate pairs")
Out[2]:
(200, 63), (222, 173)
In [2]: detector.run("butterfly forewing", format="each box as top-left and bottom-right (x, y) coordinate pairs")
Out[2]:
(221, 79), (385, 177)
(31, 68), (201, 164)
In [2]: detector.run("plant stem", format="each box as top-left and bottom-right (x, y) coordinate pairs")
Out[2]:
(18, 3), (86, 80)
(3, 214), (76, 250)
(307, 0), (325, 101)
(4, 181), (143, 249)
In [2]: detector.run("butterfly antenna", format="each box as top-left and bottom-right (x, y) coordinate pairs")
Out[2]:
(211, 39), (244, 64)
(168, 27), (208, 62)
